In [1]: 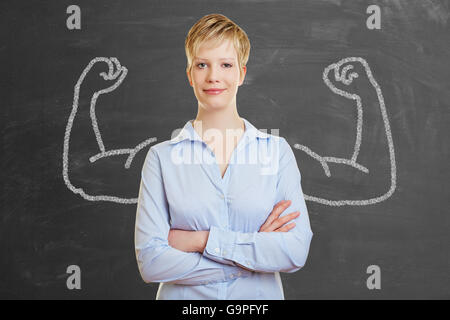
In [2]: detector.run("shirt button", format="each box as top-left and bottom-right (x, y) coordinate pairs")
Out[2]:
(229, 274), (234, 279)
(214, 247), (220, 253)
(237, 271), (242, 276)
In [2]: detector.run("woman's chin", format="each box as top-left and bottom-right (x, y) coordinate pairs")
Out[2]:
(200, 101), (231, 110)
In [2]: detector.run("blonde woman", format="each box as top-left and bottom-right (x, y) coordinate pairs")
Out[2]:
(135, 13), (313, 300)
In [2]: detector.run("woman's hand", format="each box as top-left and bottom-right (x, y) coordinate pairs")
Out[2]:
(168, 229), (209, 253)
(259, 200), (300, 232)
(168, 200), (298, 253)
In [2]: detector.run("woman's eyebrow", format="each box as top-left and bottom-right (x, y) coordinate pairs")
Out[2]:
(194, 57), (235, 61)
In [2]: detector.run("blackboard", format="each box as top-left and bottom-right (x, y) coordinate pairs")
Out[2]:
(1, 0), (449, 299)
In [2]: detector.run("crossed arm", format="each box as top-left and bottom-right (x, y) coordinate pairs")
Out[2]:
(167, 199), (300, 272)
(135, 140), (313, 286)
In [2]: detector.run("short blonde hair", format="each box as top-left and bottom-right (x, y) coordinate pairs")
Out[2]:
(185, 13), (251, 78)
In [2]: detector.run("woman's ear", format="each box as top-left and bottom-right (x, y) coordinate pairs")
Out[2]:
(186, 70), (193, 87)
(239, 66), (247, 86)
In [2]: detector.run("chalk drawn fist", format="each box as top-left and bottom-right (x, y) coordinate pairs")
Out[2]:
(323, 57), (374, 98)
(80, 57), (128, 93)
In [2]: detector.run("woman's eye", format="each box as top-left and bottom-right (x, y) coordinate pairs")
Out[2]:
(196, 63), (233, 68)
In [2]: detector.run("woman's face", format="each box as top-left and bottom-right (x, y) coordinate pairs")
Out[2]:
(187, 38), (246, 111)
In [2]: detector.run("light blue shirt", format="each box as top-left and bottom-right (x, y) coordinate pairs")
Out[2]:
(135, 117), (313, 300)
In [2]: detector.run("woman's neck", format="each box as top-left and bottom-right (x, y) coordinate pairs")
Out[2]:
(192, 108), (244, 137)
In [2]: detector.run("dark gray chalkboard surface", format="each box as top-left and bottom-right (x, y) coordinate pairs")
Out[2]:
(1, 0), (449, 299)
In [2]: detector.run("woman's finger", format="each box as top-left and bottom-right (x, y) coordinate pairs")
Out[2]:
(260, 205), (294, 232)
(259, 200), (287, 231)
(271, 211), (300, 231)
(259, 200), (291, 232)
(275, 222), (296, 232)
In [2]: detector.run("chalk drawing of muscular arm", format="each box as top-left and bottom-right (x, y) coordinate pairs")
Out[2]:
(294, 57), (397, 206)
(62, 57), (156, 204)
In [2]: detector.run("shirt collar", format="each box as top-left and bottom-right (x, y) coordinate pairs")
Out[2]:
(169, 117), (270, 145)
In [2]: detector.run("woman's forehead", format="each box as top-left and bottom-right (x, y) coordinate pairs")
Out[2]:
(195, 39), (237, 59)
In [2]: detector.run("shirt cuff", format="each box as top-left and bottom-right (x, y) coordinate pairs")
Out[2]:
(202, 226), (253, 279)
(203, 225), (235, 260)
(195, 257), (251, 285)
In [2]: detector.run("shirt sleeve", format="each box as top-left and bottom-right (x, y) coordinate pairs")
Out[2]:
(135, 147), (253, 286)
(202, 137), (314, 273)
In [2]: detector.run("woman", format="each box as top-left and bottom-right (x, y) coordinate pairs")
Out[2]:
(135, 13), (313, 300)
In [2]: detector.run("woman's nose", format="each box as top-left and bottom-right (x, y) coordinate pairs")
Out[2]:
(206, 66), (220, 82)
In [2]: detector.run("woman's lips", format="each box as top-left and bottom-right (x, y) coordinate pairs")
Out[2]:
(204, 89), (226, 95)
